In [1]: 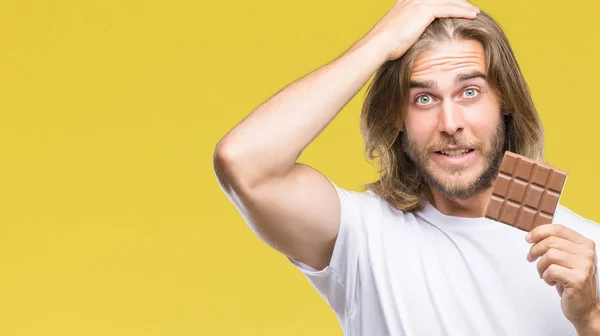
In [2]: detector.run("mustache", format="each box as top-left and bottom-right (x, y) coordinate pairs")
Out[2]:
(426, 137), (481, 153)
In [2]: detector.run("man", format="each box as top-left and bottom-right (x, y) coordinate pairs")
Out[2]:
(213, 1), (600, 335)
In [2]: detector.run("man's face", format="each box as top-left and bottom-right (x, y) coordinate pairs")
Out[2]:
(401, 39), (505, 199)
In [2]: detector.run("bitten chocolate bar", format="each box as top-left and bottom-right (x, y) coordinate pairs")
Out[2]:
(485, 151), (568, 232)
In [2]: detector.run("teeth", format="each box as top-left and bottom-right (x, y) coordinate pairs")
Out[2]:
(440, 149), (469, 155)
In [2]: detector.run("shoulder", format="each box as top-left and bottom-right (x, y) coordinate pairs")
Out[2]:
(330, 183), (409, 229)
(333, 184), (386, 212)
(554, 204), (600, 241)
(342, 187), (407, 217)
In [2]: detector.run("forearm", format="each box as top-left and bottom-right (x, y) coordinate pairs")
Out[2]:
(214, 36), (389, 187)
(574, 304), (600, 336)
(575, 320), (600, 336)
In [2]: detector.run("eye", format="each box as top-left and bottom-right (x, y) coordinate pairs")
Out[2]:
(463, 88), (480, 98)
(415, 94), (433, 105)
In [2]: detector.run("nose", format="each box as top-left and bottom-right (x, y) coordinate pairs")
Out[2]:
(437, 100), (465, 135)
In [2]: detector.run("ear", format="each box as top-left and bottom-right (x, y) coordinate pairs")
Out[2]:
(395, 120), (405, 132)
(500, 101), (511, 116)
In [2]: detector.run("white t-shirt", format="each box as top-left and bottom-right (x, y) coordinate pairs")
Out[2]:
(290, 181), (600, 336)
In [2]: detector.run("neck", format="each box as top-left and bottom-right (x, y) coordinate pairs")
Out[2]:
(426, 185), (495, 218)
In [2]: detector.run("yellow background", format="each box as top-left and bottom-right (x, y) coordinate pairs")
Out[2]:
(0, 0), (597, 335)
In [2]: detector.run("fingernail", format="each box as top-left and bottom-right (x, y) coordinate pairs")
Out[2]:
(526, 254), (532, 262)
(526, 233), (532, 243)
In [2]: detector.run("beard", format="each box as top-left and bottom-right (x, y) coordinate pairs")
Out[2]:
(402, 117), (506, 200)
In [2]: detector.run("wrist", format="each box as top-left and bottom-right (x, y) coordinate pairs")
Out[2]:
(574, 304), (600, 336)
(348, 33), (393, 64)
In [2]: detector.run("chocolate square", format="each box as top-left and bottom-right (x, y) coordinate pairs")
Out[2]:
(485, 151), (568, 232)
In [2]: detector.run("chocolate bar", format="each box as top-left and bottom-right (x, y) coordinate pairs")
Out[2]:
(485, 151), (568, 232)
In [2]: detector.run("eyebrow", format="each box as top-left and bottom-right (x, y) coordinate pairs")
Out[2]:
(409, 71), (487, 89)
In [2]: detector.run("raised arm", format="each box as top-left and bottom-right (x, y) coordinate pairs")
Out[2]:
(213, 0), (480, 270)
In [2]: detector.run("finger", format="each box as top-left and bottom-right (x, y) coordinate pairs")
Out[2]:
(449, 0), (480, 13)
(536, 248), (580, 279)
(432, 4), (479, 19)
(528, 235), (588, 262)
(458, 0), (481, 13)
(542, 264), (587, 288)
(527, 224), (594, 248)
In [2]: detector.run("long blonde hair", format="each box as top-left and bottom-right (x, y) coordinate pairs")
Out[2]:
(361, 11), (544, 212)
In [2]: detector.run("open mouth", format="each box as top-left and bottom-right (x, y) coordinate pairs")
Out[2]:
(434, 149), (475, 157)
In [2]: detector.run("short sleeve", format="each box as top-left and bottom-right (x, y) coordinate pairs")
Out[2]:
(288, 178), (366, 320)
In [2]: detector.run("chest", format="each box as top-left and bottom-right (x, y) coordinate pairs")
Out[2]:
(355, 220), (576, 335)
